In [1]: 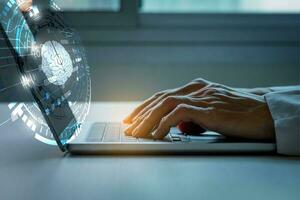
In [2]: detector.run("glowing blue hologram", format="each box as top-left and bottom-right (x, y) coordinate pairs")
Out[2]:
(1, 0), (91, 147)
(34, 133), (57, 145)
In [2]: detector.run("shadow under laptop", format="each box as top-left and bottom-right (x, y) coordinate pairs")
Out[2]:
(66, 153), (300, 161)
(0, 117), (64, 168)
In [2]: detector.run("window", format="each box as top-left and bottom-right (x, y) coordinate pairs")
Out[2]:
(50, 0), (138, 27)
(54, 0), (121, 11)
(141, 0), (300, 13)
(49, 0), (300, 28)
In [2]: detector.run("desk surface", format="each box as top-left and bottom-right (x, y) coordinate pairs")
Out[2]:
(0, 103), (299, 200)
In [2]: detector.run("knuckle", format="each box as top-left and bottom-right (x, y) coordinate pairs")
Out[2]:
(176, 103), (190, 113)
(212, 88), (230, 97)
(207, 106), (218, 117)
(208, 106), (216, 112)
(144, 111), (153, 121)
(163, 96), (178, 105)
(210, 83), (220, 88)
(158, 91), (172, 100)
(204, 87), (218, 95)
(207, 84), (231, 95)
(165, 90), (176, 96)
(153, 92), (163, 97)
(160, 116), (168, 123)
(192, 78), (208, 85)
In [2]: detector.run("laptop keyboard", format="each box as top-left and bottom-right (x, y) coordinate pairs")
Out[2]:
(87, 122), (177, 143)
(86, 122), (228, 143)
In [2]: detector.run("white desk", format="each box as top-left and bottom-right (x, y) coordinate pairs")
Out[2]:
(0, 103), (299, 200)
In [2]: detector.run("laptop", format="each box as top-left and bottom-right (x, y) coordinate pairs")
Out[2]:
(0, 9), (275, 155)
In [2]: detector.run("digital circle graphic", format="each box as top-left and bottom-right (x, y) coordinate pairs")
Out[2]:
(1, 0), (91, 145)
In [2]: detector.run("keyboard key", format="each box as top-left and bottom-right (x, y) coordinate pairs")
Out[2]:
(121, 136), (138, 142)
(102, 123), (121, 142)
(120, 124), (138, 142)
(137, 137), (154, 143)
(87, 122), (106, 142)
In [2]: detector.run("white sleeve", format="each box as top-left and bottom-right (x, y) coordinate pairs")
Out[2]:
(264, 86), (300, 156)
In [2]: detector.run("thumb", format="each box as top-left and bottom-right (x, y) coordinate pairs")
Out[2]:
(177, 121), (206, 135)
(153, 104), (214, 139)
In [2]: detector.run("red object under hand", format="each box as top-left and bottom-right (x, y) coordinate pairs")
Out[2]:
(177, 121), (206, 135)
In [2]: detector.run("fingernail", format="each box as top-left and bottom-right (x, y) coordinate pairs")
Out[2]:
(124, 127), (131, 135)
(123, 120), (131, 124)
(123, 116), (131, 123)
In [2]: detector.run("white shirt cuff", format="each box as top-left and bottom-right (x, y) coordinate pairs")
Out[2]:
(265, 89), (300, 156)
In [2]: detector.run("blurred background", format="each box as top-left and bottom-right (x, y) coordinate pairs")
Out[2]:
(29, 0), (300, 101)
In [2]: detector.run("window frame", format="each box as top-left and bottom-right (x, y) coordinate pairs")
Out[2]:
(42, 0), (139, 28)
(41, 0), (299, 29)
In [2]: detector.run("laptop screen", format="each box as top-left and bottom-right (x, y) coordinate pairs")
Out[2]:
(0, 7), (78, 151)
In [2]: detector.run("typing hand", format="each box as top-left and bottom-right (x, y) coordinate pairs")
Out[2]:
(123, 78), (213, 124)
(124, 78), (275, 141)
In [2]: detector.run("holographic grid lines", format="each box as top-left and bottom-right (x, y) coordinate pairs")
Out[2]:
(0, 0), (91, 145)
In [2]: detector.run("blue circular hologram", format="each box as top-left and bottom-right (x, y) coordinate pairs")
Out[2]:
(1, 0), (91, 145)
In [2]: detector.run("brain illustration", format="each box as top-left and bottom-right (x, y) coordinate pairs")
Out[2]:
(41, 40), (73, 86)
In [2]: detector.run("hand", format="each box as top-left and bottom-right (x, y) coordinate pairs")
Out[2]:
(124, 79), (275, 141)
(123, 78), (213, 124)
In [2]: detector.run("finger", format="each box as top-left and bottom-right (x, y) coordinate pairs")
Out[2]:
(124, 116), (143, 136)
(132, 82), (207, 123)
(177, 121), (206, 135)
(190, 84), (233, 98)
(188, 85), (212, 97)
(132, 96), (211, 137)
(124, 108), (153, 136)
(131, 96), (222, 136)
(123, 92), (164, 124)
(125, 95), (173, 135)
(131, 93), (169, 123)
(131, 96), (180, 137)
(153, 104), (215, 139)
(124, 107), (153, 135)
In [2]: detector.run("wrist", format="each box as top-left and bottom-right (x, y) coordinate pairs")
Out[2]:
(238, 87), (272, 95)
